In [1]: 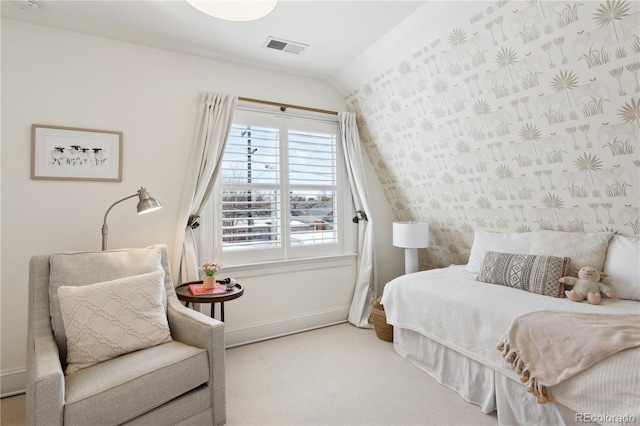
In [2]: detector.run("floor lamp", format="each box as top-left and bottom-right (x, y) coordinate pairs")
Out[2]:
(393, 221), (429, 274)
(101, 187), (162, 250)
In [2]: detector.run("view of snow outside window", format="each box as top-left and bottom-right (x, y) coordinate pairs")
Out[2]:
(221, 120), (338, 251)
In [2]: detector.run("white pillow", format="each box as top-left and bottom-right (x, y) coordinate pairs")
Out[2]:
(466, 231), (533, 273)
(601, 234), (640, 301)
(57, 270), (172, 375)
(49, 247), (163, 363)
(529, 230), (613, 275)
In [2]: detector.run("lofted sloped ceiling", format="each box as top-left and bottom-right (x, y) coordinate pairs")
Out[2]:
(0, 0), (426, 81)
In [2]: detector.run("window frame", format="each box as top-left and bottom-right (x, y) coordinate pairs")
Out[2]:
(199, 105), (355, 268)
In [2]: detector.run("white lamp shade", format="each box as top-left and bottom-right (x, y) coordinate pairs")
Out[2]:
(393, 221), (429, 248)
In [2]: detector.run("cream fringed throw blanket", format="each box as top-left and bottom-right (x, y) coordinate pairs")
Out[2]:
(497, 311), (640, 404)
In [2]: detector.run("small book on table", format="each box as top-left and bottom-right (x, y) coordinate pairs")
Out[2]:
(189, 283), (227, 295)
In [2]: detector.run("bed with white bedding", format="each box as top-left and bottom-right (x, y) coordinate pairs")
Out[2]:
(381, 231), (640, 426)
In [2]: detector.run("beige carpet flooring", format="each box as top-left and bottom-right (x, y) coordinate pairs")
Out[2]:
(1, 323), (497, 425)
(0, 393), (25, 426)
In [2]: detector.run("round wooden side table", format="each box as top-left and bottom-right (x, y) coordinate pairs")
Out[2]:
(175, 280), (244, 321)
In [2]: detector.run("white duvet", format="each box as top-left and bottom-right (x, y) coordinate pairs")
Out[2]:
(381, 266), (640, 421)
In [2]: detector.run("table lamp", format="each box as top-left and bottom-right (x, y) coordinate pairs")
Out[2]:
(101, 187), (162, 250)
(393, 221), (429, 274)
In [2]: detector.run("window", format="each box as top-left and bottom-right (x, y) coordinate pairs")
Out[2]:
(201, 107), (352, 266)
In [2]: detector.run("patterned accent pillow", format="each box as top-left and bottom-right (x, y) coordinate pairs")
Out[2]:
(477, 251), (571, 298)
(49, 247), (163, 364)
(57, 270), (172, 375)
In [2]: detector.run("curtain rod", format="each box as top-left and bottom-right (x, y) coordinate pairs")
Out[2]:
(238, 96), (338, 116)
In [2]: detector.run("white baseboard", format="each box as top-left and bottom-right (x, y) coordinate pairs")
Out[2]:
(224, 306), (350, 348)
(1, 367), (26, 398)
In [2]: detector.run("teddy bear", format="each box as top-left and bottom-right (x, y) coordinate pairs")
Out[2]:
(559, 265), (617, 305)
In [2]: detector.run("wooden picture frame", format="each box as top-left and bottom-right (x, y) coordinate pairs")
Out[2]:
(31, 124), (123, 181)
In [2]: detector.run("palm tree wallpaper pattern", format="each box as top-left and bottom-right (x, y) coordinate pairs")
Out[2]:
(345, 0), (639, 269)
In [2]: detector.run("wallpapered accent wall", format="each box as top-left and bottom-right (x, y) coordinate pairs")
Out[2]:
(346, 0), (640, 269)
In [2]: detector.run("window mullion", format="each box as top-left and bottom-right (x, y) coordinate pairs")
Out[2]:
(281, 117), (291, 255)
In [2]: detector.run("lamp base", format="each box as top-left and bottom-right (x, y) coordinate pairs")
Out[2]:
(404, 248), (419, 274)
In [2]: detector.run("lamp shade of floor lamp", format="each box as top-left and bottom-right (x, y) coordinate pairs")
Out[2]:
(393, 221), (429, 274)
(101, 187), (162, 250)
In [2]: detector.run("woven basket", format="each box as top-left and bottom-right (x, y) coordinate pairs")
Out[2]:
(371, 304), (393, 342)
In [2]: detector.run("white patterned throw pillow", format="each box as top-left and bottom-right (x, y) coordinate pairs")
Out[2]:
(466, 231), (533, 273)
(57, 270), (172, 375)
(601, 234), (640, 301)
(49, 247), (164, 363)
(529, 230), (613, 276)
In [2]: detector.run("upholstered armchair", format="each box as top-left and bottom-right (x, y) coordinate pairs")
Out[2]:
(26, 245), (226, 425)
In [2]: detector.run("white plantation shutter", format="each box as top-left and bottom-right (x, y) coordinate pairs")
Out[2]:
(288, 126), (338, 247)
(212, 108), (344, 264)
(221, 122), (281, 251)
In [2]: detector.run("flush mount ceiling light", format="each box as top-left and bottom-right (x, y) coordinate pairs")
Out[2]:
(15, 0), (40, 11)
(186, 0), (278, 22)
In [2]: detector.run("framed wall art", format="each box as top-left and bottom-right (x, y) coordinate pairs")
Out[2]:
(31, 124), (123, 181)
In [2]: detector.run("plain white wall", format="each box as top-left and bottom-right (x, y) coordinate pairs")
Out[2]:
(0, 19), (401, 395)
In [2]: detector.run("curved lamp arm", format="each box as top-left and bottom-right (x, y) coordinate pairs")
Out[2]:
(101, 187), (161, 251)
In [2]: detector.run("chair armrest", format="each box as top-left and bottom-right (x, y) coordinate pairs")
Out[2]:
(167, 297), (224, 348)
(27, 334), (65, 426)
(167, 298), (226, 426)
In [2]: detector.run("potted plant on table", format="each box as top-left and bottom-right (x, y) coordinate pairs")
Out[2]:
(201, 261), (222, 289)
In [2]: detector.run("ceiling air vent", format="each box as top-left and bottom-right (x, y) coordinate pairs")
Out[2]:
(264, 37), (308, 55)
